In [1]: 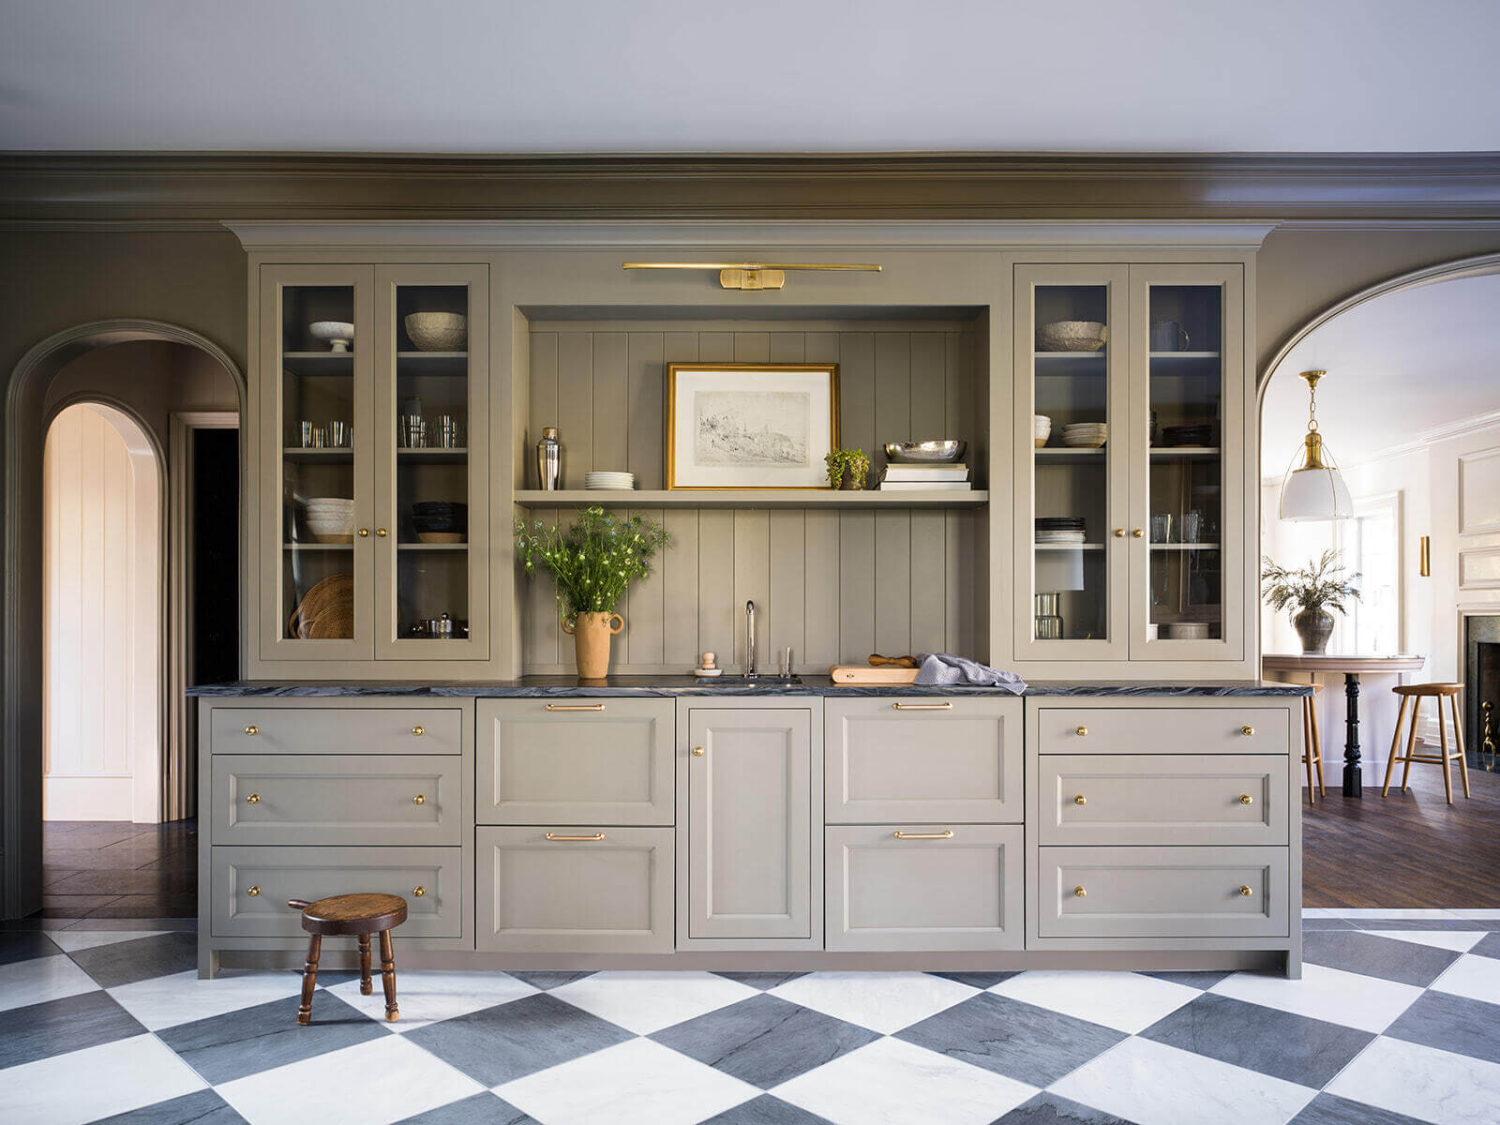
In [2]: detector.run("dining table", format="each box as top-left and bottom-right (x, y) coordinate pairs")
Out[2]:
(1261, 653), (1427, 797)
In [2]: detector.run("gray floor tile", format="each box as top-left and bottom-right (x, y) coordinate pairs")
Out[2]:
(158, 992), (387, 1085)
(1300, 918), (1360, 930)
(1348, 918), (1494, 932)
(713, 971), (809, 990)
(93, 1089), (247, 1124)
(930, 971), (1020, 989)
(404, 992), (632, 1086)
(1470, 931), (1500, 960)
(0, 930), (62, 966)
(1302, 929), (1461, 988)
(1384, 989), (1500, 1066)
(1140, 992), (1372, 1088)
(504, 970), (594, 991)
(0, 990), (144, 1069)
(897, 992), (1125, 1088)
(651, 993), (878, 1088)
(1289, 1092), (1432, 1125)
(396, 1092), (537, 1124)
(64, 917), (196, 932)
(701, 1094), (834, 1124)
(47, 867), (197, 896)
(992, 1092), (1136, 1124)
(70, 931), (198, 987)
(1140, 970), (1232, 990)
(89, 895), (199, 919)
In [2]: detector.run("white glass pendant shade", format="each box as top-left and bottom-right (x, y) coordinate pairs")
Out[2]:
(1278, 370), (1353, 521)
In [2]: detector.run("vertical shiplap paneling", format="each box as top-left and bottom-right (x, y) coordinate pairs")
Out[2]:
(838, 332), (876, 458)
(591, 333), (630, 473)
(873, 332), (912, 475)
(662, 508), (700, 665)
(838, 511), (876, 664)
(768, 511), (805, 669)
(697, 509), (736, 666)
(626, 507), (666, 666)
(662, 332), (698, 490)
(698, 333), (734, 363)
(769, 333), (806, 364)
(910, 510), (948, 655)
(732, 509), (770, 671)
(556, 334), (594, 487)
(802, 510), (840, 669)
(733, 332), (771, 364)
(909, 333), (948, 442)
(523, 334), (562, 663)
(873, 510), (912, 657)
(527, 333), (559, 487)
(102, 411), (128, 775)
(628, 333), (666, 489)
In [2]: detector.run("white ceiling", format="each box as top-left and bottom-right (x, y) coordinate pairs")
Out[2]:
(5, 1), (1500, 152)
(1260, 273), (1500, 472)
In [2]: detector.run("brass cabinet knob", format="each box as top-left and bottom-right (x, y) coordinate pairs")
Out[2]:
(247, 885), (261, 897)
(246, 793), (261, 805)
(1074, 794), (1087, 806)
(692, 746), (706, 757)
(1239, 793), (1254, 806)
(1131, 529), (1144, 538)
(1238, 884), (1254, 897)
(413, 886), (425, 897)
(1073, 885), (1087, 898)
(358, 528), (370, 538)
(244, 724), (258, 736)
(1075, 725), (1088, 737)
(411, 725), (424, 736)
(376, 528), (388, 537)
(412, 794), (426, 805)
(1113, 528), (1125, 538)
(1241, 725), (1255, 736)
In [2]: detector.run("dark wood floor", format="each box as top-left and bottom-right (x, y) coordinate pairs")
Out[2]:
(1303, 756), (1500, 908)
(41, 819), (197, 918)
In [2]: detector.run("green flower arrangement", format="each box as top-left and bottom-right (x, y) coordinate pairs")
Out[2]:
(825, 447), (871, 490)
(515, 506), (670, 617)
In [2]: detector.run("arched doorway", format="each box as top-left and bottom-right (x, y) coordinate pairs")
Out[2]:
(3, 321), (245, 919)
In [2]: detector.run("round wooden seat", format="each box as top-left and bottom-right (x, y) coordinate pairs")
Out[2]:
(1392, 682), (1464, 697)
(294, 893), (407, 936)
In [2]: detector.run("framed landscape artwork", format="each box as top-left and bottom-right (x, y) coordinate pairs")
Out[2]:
(666, 363), (840, 489)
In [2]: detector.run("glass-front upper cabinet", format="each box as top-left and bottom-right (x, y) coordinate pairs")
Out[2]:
(1128, 264), (1244, 661)
(1014, 265), (1130, 661)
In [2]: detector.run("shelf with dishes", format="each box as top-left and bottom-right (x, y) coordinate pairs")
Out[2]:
(512, 489), (989, 510)
(1150, 543), (1221, 551)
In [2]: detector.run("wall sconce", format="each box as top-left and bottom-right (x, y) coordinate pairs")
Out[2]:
(621, 261), (881, 291)
(1420, 536), (1431, 577)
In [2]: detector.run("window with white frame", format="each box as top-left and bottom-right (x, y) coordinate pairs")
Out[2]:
(1339, 491), (1403, 655)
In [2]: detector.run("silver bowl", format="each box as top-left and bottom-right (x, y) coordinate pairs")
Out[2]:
(883, 440), (966, 463)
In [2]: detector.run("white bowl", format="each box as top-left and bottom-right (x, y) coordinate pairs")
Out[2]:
(404, 312), (467, 352)
(1038, 320), (1107, 353)
(309, 322), (355, 352)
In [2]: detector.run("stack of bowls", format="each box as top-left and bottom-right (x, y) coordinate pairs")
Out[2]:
(1035, 516), (1086, 545)
(303, 497), (355, 543)
(411, 501), (467, 544)
(1060, 421), (1108, 448)
(585, 471), (636, 490)
(1033, 415), (1052, 448)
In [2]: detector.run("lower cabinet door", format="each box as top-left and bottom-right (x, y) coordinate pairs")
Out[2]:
(477, 827), (673, 953)
(1037, 846), (1290, 939)
(825, 825), (1024, 951)
(210, 846), (462, 938)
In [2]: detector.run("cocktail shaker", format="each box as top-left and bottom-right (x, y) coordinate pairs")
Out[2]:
(537, 427), (561, 490)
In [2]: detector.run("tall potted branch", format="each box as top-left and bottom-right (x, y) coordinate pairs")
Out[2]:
(1261, 549), (1361, 654)
(515, 507), (670, 678)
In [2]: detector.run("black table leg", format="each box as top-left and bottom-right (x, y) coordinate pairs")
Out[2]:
(1343, 672), (1363, 797)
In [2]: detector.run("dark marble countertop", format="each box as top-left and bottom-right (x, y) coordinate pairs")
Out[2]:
(189, 676), (1312, 698)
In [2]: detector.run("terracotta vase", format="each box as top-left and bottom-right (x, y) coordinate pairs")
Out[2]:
(563, 611), (625, 679)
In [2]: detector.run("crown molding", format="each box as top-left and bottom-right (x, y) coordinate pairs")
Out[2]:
(4, 151), (1500, 226)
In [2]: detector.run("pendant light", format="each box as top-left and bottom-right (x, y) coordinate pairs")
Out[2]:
(1279, 369), (1353, 521)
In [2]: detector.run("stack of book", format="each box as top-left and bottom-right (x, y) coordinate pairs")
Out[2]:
(878, 463), (971, 491)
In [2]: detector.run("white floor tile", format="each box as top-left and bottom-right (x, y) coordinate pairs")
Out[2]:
(0, 953), (99, 1013)
(496, 1036), (758, 1125)
(768, 971), (977, 1034)
(1442, 910), (1500, 920)
(215, 1033), (485, 1125)
(1050, 1036), (1316, 1125)
(1326, 1035), (1500, 1125)
(1366, 930), (1488, 954)
(988, 970), (1200, 1033)
(771, 1036), (1037, 1125)
(107, 969), (302, 1031)
(1430, 953), (1500, 1005)
(548, 970), (757, 1035)
(46, 929), (168, 953)
(327, 970), (537, 1031)
(0, 1034), (206, 1125)
(1302, 908), (1359, 918)
(1210, 962), (1423, 1034)
(1315, 908), (1459, 919)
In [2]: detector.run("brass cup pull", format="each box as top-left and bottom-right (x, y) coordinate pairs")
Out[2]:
(412, 794), (426, 805)
(413, 886), (426, 897)
(1075, 725), (1088, 737)
(1073, 885), (1087, 898)
(244, 725), (258, 736)
(376, 528), (388, 537)
(545, 832), (606, 842)
(1074, 794), (1087, 806)
(893, 829), (954, 840)
(411, 725), (424, 736)
(1241, 725), (1255, 737)
(545, 703), (606, 712)
(247, 885), (261, 897)
(246, 793), (261, 805)
(357, 528), (370, 538)
(1113, 528), (1125, 538)
(1238, 794), (1254, 806)
(892, 701), (953, 711)
(692, 746), (706, 757)
(1132, 529), (1144, 538)
(1238, 884), (1254, 897)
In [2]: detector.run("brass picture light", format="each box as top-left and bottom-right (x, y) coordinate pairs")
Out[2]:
(621, 261), (882, 291)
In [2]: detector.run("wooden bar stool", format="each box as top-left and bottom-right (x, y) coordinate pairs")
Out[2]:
(287, 893), (407, 1025)
(1382, 683), (1471, 805)
(1302, 684), (1325, 805)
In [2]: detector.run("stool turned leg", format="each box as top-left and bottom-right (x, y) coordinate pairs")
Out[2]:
(298, 934), (321, 1026)
(1382, 696), (1409, 797)
(1452, 695), (1472, 799)
(358, 934), (372, 995)
(379, 929), (398, 1022)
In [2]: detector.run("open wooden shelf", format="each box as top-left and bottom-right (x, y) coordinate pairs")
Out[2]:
(513, 489), (988, 510)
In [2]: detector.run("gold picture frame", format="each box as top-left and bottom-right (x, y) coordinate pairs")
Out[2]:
(666, 363), (840, 490)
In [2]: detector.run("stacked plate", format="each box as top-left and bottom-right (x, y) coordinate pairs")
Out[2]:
(302, 497), (355, 543)
(1162, 423), (1214, 447)
(585, 471), (636, 490)
(1060, 422), (1108, 448)
(411, 501), (467, 544)
(1035, 516), (1086, 545)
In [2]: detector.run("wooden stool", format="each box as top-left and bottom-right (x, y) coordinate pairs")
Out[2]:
(287, 893), (407, 1025)
(1382, 683), (1471, 805)
(1302, 685), (1325, 805)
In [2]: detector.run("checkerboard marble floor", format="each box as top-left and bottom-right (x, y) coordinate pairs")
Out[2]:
(3, 911), (1499, 1125)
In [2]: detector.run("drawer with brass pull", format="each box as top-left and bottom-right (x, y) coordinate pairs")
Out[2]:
(211, 846), (461, 939)
(1035, 707), (1290, 757)
(1037, 845), (1289, 939)
(212, 755), (462, 847)
(210, 707), (462, 755)
(1037, 755), (1289, 846)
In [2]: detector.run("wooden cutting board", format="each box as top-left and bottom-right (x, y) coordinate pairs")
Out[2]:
(829, 665), (920, 684)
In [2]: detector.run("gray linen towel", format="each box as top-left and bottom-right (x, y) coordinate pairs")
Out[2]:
(914, 653), (1027, 693)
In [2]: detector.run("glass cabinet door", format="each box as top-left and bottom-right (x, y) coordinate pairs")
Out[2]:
(1129, 264), (1244, 660)
(373, 265), (489, 660)
(1014, 265), (1130, 660)
(259, 266), (375, 661)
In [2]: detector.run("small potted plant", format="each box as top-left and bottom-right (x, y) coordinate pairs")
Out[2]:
(515, 506), (670, 679)
(825, 447), (871, 490)
(1261, 549), (1361, 654)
